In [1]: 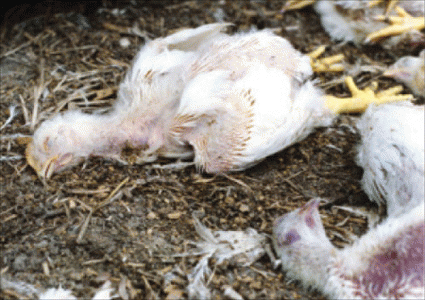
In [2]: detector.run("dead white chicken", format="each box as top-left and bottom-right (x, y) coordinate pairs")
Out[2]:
(273, 102), (424, 299)
(282, 0), (425, 47)
(26, 23), (411, 179)
(273, 199), (424, 299)
(356, 102), (424, 216)
(383, 49), (425, 97)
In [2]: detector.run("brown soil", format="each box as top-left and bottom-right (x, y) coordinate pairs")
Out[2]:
(1, 1), (422, 299)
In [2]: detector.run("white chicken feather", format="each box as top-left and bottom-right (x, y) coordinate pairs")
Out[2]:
(356, 102), (424, 216)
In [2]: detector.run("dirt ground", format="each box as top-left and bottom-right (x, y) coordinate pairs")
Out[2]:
(1, 1), (423, 299)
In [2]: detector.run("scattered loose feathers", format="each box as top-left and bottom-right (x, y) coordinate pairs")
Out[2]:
(183, 214), (267, 299)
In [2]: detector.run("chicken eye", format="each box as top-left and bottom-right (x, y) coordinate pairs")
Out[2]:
(282, 229), (301, 246)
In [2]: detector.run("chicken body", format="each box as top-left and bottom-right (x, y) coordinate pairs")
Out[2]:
(283, 0), (425, 46)
(273, 102), (425, 299)
(356, 102), (424, 215)
(27, 23), (334, 178)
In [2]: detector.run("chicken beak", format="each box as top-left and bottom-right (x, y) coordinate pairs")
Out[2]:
(298, 199), (321, 229)
(25, 140), (53, 179)
(25, 141), (74, 179)
(42, 155), (60, 179)
(299, 198), (321, 215)
(383, 67), (408, 80)
(42, 153), (74, 179)
(25, 141), (40, 174)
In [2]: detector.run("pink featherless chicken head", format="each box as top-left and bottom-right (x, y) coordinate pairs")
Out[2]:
(273, 199), (330, 258)
(272, 199), (337, 292)
(383, 50), (425, 97)
(26, 114), (83, 179)
(26, 110), (117, 179)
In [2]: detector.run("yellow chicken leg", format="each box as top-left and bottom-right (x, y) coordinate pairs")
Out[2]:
(307, 45), (345, 73)
(281, 0), (316, 12)
(368, 0), (398, 16)
(365, 6), (425, 43)
(324, 76), (413, 114)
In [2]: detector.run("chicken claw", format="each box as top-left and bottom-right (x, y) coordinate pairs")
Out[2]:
(367, 0), (398, 16)
(307, 45), (344, 73)
(280, 0), (316, 12)
(324, 76), (413, 114)
(365, 6), (425, 43)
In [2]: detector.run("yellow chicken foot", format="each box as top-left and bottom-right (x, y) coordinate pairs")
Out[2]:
(365, 6), (425, 43)
(324, 76), (413, 114)
(307, 45), (345, 73)
(281, 0), (316, 12)
(368, 0), (398, 16)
